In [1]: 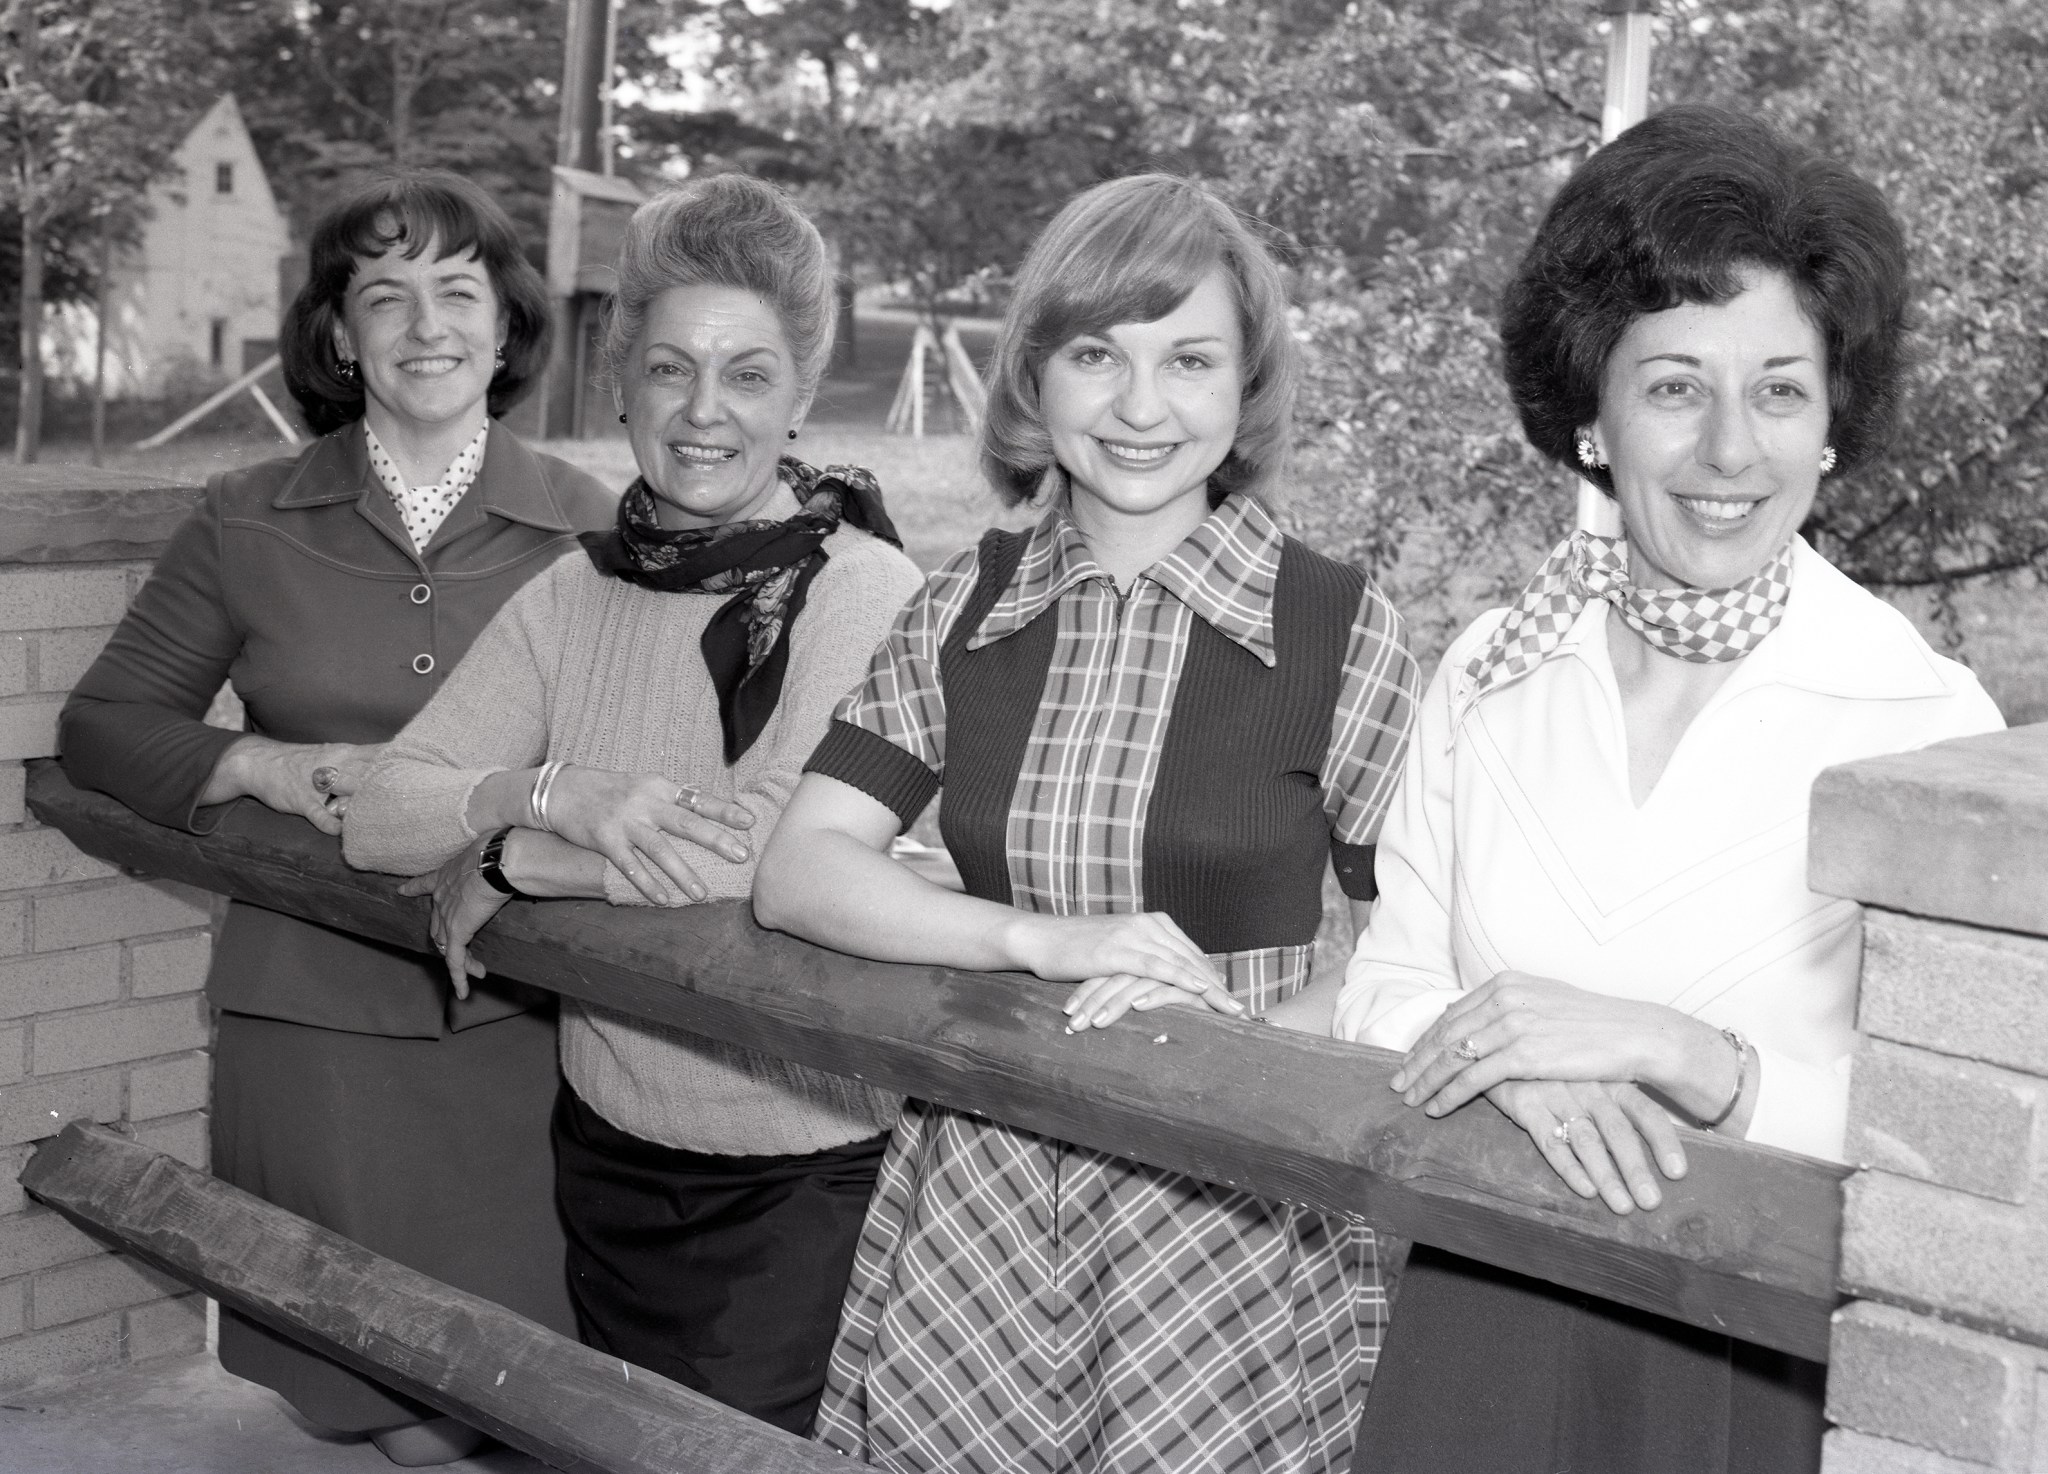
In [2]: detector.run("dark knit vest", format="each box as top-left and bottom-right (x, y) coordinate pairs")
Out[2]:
(809, 527), (1377, 954)
(957, 525), (1377, 957)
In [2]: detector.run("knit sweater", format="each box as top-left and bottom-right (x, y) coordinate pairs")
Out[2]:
(345, 519), (925, 1156)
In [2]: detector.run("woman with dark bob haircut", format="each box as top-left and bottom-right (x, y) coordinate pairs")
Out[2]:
(758, 173), (1421, 1473)
(1336, 106), (2002, 1472)
(62, 169), (611, 1467)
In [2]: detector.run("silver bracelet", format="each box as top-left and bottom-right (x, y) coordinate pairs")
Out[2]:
(1701, 1026), (1750, 1130)
(528, 760), (566, 832)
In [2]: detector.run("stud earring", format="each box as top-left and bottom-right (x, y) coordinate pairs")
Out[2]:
(494, 348), (505, 370)
(1575, 435), (1605, 470)
(1818, 445), (1838, 477)
(337, 359), (358, 384)
(618, 413), (628, 424)
(787, 428), (799, 441)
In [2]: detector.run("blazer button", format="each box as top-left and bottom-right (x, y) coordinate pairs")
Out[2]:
(412, 653), (435, 676)
(410, 583), (432, 604)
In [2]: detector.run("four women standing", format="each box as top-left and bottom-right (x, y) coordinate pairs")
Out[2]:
(56, 105), (2004, 1474)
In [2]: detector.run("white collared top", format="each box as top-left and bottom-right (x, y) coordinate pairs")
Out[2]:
(1334, 537), (2004, 1161)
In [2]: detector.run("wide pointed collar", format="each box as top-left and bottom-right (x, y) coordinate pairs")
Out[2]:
(969, 492), (1284, 667)
(269, 420), (582, 535)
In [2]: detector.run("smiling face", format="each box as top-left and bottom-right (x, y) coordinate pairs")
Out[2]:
(1040, 268), (1244, 536)
(621, 284), (806, 530)
(1590, 268), (1831, 592)
(333, 240), (503, 438)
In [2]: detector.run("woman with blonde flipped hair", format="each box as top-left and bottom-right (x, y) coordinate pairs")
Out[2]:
(756, 174), (1421, 1473)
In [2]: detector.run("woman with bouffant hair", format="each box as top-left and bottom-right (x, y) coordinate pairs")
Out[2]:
(62, 168), (611, 1466)
(1338, 106), (2001, 1473)
(347, 172), (923, 1436)
(757, 174), (1420, 1473)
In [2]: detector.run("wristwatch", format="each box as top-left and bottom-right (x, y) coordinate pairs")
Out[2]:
(476, 827), (530, 899)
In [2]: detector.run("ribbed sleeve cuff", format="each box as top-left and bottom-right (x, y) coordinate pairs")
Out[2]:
(1331, 840), (1378, 901)
(806, 719), (939, 831)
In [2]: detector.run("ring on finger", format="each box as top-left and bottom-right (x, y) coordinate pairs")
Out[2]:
(674, 784), (700, 811)
(1451, 1036), (1483, 1061)
(311, 765), (339, 794)
(1550, 1119), (1574, 1147)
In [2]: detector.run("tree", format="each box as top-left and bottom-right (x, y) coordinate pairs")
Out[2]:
(636, 0), (2048, 649)
(205, 0), (569, 249)
(1, 0), (210, 460)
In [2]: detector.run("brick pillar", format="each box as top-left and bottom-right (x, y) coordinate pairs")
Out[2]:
(1812, 724), (2048, 1472)
(0, 467), (212, 1393)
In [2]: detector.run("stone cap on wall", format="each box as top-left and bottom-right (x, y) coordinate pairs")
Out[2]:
(0, 467), (204, 566)
(1811, 724), (2048, 938)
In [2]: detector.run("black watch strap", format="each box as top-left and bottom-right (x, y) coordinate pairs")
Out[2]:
(477, 827), (529, 898)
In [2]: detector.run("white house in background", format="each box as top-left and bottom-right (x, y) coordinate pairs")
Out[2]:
(48, 94), (293, 398)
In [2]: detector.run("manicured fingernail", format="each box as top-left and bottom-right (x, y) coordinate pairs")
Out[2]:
(1423, 1101), (1441, 1116)
(1389, 1072), (1408, 1090)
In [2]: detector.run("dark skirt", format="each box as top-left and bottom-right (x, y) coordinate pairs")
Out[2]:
(1352, 1245), (1825, 1474)
(212, 1008), (573, 1432)
(552, 1082), (888, 1436)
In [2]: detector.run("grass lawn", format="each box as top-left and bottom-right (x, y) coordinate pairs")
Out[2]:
(47, 422), (2047, 724)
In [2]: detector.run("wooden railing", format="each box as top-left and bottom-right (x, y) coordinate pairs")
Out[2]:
(21, 759), (1845, 1354)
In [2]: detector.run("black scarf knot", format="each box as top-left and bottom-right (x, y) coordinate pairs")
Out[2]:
(582, 457), (902, 763)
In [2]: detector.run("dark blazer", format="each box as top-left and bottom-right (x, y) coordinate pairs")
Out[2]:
(62, 421), (617, 1037)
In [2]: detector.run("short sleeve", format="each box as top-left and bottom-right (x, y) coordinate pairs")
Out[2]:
(1319, 577), (1422, 899)
(805, 546), (981, 830)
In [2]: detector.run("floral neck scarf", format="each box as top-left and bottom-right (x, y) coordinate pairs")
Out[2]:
(583, 457), (902, 762)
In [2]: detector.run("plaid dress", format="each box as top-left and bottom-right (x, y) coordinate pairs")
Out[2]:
(808, 494), (1419, 1474)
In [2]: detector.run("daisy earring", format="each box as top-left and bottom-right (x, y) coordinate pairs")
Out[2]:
(1576, 434), (1605, 470)
(1818, 445), (1838, 477)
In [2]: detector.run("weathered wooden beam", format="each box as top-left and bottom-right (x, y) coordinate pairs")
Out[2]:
(27, 761), (1846, 1361)
(20, 1121), (852, 1474)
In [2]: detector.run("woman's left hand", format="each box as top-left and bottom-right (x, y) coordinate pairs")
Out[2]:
(1061, 973), (1232, 1033)
(1486, 1078), (1689, 1215)
(1391, 971), (1681, 1116)
(398, 833), (510, 1001)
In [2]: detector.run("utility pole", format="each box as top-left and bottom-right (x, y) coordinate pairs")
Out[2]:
(557, 0), (616, 177)
(1578, 0), (1658, 535)
(1600, 0), (1656, 144)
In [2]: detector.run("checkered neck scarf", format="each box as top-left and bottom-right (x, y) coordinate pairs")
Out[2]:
(1457, 532), (1795, 724)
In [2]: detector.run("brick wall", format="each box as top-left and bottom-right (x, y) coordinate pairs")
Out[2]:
(0, 467), (210, 1393)
(1813, 724), (2048, 1472)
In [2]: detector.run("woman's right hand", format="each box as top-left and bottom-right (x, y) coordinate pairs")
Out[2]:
(538, 766), (757, 905)
(1485, 1078), (1688, 1216)
(1006, 912), (1241, 1016)
(205, 736), (384, 835)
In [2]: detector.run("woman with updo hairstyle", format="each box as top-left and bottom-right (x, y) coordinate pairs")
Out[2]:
(62, 169), (611, 1466)
(1337, 106), (2003, 1471)
(346, 172), (923, 1434)
(757, 173), (1421, 1474)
